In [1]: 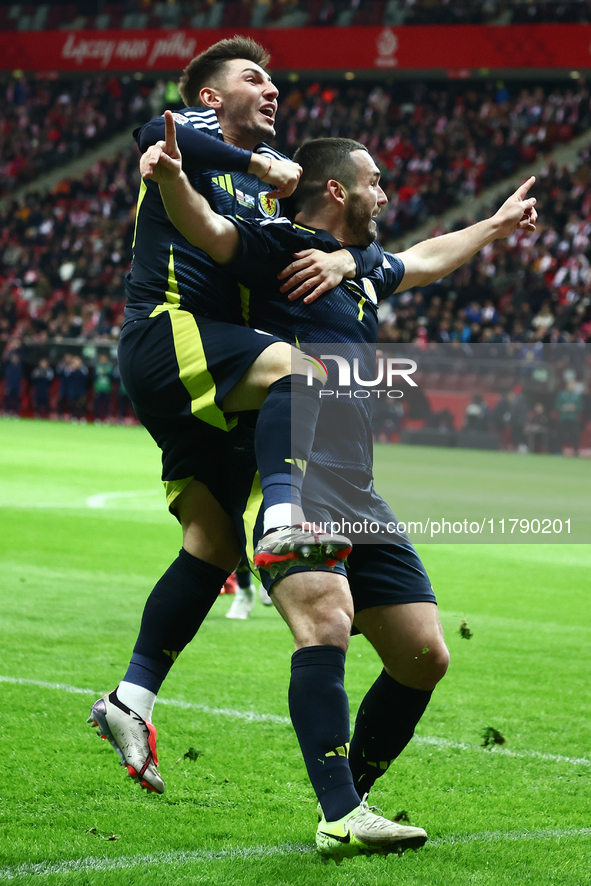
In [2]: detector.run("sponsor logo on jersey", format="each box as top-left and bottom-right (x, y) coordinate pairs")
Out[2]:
(171, 112), (190, 125)
(258, 192), (279, 218)
(236, 188), (256, 208)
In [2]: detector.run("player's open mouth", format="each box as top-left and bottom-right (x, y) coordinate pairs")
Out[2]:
(259, 107), (275, 120)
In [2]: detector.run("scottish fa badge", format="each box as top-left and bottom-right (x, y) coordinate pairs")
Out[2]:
(258, 192), (279, 218)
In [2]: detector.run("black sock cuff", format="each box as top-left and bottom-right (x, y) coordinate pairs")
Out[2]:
(380, 669), (433, 703)
(177, 547), (231, 586)
(291, 645), (346, 671)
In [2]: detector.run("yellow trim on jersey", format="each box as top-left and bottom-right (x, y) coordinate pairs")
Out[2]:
(357, 296), (367, 321)
(168, 310), (229, 431)
(294, 223), (316, 233)
(132, 180), (148, 251)
(243, 471), (263, 573)
(239, 282), (251, 327)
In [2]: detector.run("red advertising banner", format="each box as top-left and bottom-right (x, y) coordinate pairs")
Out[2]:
(0, 25), (589, 73)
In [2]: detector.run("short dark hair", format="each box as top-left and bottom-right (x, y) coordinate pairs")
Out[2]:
(178, 36), (271, 107)
(292, 138), (368, 213)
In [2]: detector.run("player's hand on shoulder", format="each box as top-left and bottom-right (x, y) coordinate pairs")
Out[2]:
(140, 109), (183, 183)
(278, 248), (353, 304)
(249, 154), (302, 199)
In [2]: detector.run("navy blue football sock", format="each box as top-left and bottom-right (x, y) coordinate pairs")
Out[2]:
(289, 645), (360, 822)
(236, 560), (253, 589)
(349, 670), (433, 798)
(255, 374), (323, 524)
(123, 548), (229, 694)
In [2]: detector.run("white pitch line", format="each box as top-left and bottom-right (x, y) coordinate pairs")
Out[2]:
(86, 490), (160, 508)
(0, 843), (311, 882)
(0, 676), (291, 725)
(2, 674), (590, 766)
(413, 734), (591, 767)
(1, 829), (591, 881)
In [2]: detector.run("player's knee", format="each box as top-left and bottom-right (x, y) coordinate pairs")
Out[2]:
(254, 342), (294, 389)
(294, 608), (352, 653)
(422, 641), (450, 686)
(383, 637), (449, 690)
(182, 529), (240, 574)
(257, 344), (325, 389)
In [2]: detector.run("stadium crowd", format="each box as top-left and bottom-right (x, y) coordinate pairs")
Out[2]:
(377, 152), (591, 347)
(1, 75), (590, 427)
(0, 72), (171, 196)
(5, 71), (589, 231)
(274, 78), (591, 238)
(1, 0), (589, 31)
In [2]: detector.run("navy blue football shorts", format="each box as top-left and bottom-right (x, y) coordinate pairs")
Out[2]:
(255, 462), (437, 614)
(118, 310), (280, 515)
(259, 542), (436, 615)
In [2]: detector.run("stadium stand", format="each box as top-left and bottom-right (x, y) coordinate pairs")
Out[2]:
(0, 72), (166, 196)
(273, 79), (591, 239)
(0, 33), (589, 432)
(0, 0), (589, 30)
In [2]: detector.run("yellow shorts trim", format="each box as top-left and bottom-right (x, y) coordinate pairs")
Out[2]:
(168, 310), (229, 431)
(242, 471), (263, 574)
(164, 476), (193, 513)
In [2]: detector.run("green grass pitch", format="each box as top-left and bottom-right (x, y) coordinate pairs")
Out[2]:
(1, 418), (590, 885)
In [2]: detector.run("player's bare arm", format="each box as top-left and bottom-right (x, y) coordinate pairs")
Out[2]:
(278, 248), (358, 303)
(395, 176), (538, 292)
(141, 111), (240, 265)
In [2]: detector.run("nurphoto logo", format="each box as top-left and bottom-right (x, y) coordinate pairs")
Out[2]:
(305, 354), (418, 399)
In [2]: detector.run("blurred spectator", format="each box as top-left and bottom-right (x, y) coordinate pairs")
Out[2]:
(523, 401), (550, 453)
(68, 355), (89, 422)
(93, 352), (113, 422)
(463, 392), (489, 431)
(30, 356), (54, 418)
(491, 386), (529, 451)
(2, 351), (23, 415)
(373, 398), (404, 442)
(57, 352), (74, 418)
(554, 378), (584, 453)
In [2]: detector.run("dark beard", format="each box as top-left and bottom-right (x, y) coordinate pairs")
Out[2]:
(343, 192), (377, 248)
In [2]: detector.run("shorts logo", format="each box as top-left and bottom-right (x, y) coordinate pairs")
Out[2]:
(171, 113), (190, 125)
(258, 192), (278, 218)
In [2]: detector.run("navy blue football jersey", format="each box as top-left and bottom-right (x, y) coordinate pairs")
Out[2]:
(229, 216), (405, 475)
(123, 108), (288, 326)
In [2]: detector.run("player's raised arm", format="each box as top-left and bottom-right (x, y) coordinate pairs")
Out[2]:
(395, 177), (538, 292)
(136, 112), (301, 196)
(141, 110), (240, 265)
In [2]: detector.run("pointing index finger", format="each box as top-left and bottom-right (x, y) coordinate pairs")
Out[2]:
(163, 109), (178, 154)
(515, 175), (535, 200)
